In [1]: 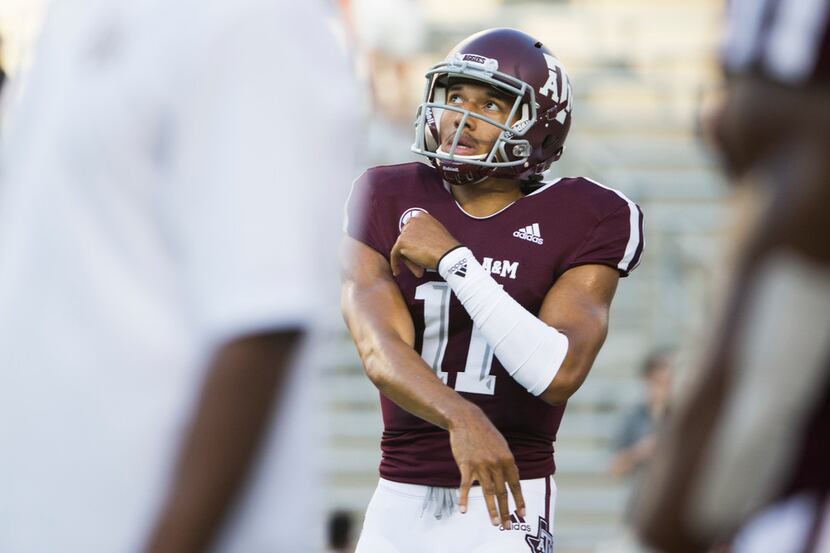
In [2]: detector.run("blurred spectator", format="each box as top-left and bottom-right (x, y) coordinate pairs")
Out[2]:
(327, 510), (356, 553)
(347, 0), (425, 123)
(594, 351), (675, 553)
(0, 1), (356, 553)
(0, 35), (6, 97)
(609, 349), (675, 479)
(339, 0), (425, 166)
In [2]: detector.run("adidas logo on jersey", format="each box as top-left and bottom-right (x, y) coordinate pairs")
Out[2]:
(499, 511), (533, 532)
(513, 223), (544, 245)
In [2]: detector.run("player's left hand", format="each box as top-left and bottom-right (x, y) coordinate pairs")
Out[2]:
(390, 211), (460, 278)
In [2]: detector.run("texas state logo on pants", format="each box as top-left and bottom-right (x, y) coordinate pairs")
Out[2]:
(355, 476), (557, 553)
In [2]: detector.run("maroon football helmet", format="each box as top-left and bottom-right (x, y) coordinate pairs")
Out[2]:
(412, 28), (573, 185)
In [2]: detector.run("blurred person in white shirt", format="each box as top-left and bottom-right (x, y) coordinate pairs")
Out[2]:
(0, 1), (356, 552)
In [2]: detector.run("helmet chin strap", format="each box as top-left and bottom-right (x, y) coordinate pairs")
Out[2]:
(440, 170), (490, 186)
(433, 149), (493, 186)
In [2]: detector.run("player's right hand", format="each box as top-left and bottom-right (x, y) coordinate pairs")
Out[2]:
(449, 404), (526, 528)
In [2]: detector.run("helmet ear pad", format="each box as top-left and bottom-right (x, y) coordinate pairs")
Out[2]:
(507, 104), (571, 178)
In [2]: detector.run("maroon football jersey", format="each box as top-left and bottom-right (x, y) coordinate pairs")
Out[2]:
(345, 162), (644, 487)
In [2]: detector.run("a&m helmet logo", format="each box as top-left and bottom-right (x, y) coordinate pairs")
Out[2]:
(538, 53), (572, 123)
(399, 207), (428, 232)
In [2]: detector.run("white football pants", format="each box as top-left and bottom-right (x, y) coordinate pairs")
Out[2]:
(355, 476), (557, 553)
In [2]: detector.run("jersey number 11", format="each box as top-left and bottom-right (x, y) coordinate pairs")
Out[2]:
(415, 282), (497, 395)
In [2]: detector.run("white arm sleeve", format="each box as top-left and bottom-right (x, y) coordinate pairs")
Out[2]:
(438, 246), (569, 396)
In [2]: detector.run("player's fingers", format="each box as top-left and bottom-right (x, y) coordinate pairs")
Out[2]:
(403, 258), (424, 278)
(506, 464), (526, 519)
(478, 471), (500, 526)
(389, 240), (403, 277)
(491, 469), (511, 529)
(458, 465), (472, 514)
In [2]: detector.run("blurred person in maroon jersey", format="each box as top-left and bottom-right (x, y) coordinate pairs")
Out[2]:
(341, 27), (644, 553)
(635, 1), (830, 552)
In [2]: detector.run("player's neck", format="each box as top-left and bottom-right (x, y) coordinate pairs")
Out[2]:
(449, 177), (524, 217)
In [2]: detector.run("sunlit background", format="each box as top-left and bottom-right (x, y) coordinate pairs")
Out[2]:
(0, 1), (729, 552)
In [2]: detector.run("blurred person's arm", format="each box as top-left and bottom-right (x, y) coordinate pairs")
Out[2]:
(145, 330), (301, 553)
(634, 78), (830, 553)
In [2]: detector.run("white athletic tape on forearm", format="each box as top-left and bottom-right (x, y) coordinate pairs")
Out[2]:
(438, 247), (569, 396)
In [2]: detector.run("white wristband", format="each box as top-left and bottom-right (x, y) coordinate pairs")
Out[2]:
(438, 247), (569, 396)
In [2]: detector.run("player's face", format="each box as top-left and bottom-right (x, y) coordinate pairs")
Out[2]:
(437, 81), (515, 157)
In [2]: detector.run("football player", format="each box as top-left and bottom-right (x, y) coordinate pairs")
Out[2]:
(341, 28), (644, 553)
(635, 0), (830, 552)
